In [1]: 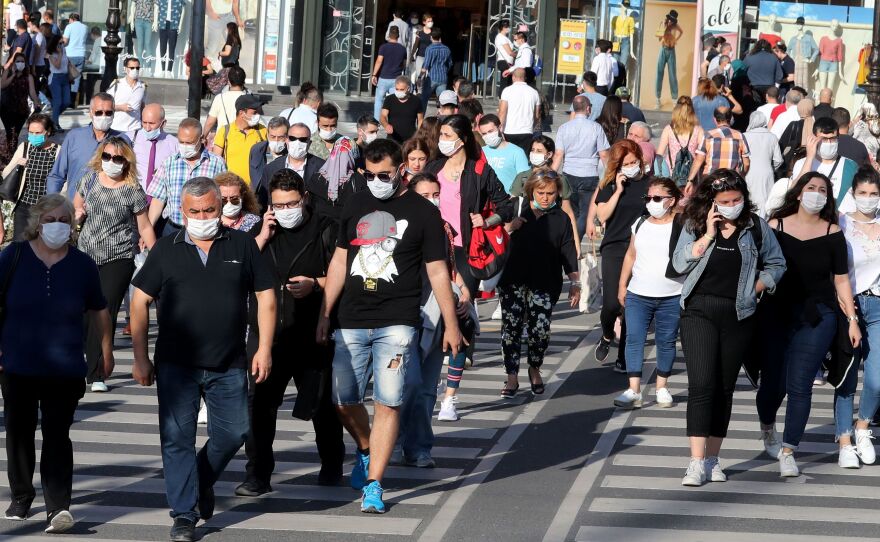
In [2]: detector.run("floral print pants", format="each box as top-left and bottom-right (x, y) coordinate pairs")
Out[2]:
(498, 285), (554, 375)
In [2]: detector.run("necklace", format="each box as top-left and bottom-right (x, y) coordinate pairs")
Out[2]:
(358, 250), (394, 291)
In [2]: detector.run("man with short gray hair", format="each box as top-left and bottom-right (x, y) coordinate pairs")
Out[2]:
(255, 122), (327, 208)
(248, 116), (290, 203)
(131, 176), (276, 542)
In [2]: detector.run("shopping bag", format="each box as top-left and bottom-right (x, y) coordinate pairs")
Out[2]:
(578, 241), (602, 314)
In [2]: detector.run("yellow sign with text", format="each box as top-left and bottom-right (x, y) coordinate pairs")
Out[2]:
(557, 19), (588, 76)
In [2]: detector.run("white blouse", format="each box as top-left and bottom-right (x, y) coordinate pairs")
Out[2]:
(840, 212), (880, 295)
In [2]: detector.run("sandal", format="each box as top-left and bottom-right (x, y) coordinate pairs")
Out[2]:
(501, 381), (519, 398)
(529, 367), (545, 395)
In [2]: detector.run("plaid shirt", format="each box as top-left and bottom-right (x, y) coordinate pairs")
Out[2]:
(696, 126), (750, 174)
(422, 43), (453, 84)
(148, 149), (226, 224)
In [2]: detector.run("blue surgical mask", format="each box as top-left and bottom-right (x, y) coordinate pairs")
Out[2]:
(532, 200), (557, 211)
(143, 127), (161, 141)
(27, 133), (46, 147)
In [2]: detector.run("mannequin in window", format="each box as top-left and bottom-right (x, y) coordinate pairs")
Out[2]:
(787, 16), (818, 92)
(612, 0), (636, 69)
(813, 19), (845, 91)
(758, 14), (783, 50)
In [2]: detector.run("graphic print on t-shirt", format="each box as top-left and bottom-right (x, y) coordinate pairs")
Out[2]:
(349, 210), (409, 291)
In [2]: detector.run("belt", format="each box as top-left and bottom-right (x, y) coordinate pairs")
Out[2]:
(859, 290), (879, 297)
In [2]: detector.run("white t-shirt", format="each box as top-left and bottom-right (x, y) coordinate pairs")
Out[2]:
(766, 157), (857, 215)
(108, 78), (145, 132)
(771, 106), (799, 140)
(628, 219), (684, 298)
(590, 52), (618, 87)
(495, 33), (514, 64)
(279, 103), (319, 135)
(500, 82), (540, 135)
(840, 212), (880, 295)
(208, 89), (247, 128)
(756, 103), (777, 122)
(514, 45), (533, 69)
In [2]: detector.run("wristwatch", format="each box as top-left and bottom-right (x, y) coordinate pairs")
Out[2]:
(847, 314), (859, 323)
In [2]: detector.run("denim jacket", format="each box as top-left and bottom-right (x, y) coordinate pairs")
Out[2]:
(672, 215), (786, 320)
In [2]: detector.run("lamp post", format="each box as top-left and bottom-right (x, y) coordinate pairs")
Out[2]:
(188, 0), (207, 119)
(100, 0), (123, 91)
(864, 5), (880, 109)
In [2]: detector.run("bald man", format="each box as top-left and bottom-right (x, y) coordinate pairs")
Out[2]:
(498, 68), (541, 154)
(814, 88), (835, 121)
(129, 104), (180, 197)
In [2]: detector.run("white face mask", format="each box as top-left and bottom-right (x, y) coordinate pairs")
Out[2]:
(429, 197), (441, 208)
(367, 177), (398, 200)
(425, 21), (434, 29)
(102, 159), (125, 178)
(246, 113), (261, 127)
(529, 152), (547, 167)
(128, 68), (140, 80)
(483, 131), (502, 148)
(319, 128), (337, 141)
(394, 90), (408, 100)
(222, 201), (242, 218)
(716, 201), (744, 220)
(275, 207), (304, 229)
(287, 140), (308, 160)
(361, 131), (378, 144)
(819, 141), (839, 161)
(92, 115), (113, 132)
(438, 138), (461, 157)
(14, 61), (25, 71)
(179, 143), (201, 160)
(855, 195), (880, 215)
(268, 140), (286, 155)
(185, 216), (219, 240)
(621, 164), (642, 179)
(646, 199), (669, 218)
(40, 222), (71, 249)
(800, 191), (827, 214)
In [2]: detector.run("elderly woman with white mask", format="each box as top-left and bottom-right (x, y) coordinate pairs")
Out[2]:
(743, 111), (783, 217)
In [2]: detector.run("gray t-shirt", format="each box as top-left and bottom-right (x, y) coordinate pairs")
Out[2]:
(78, 170), (148, 265)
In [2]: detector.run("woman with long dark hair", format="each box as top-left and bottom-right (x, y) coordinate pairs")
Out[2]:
(672, 169), (786, 486)
(593, 139), (648, 371)
(0, 52), (40, 150)
(219, 22), (242, 68)
(401, 137), (433, 184)
(414, 116), (441, 157)
(597, 96), (626, 145)
(756, 171), (860, 476)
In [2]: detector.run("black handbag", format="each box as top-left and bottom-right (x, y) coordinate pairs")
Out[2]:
(291, 367), (329, 421)
(0, 242), (23, 330)
(0, 142), (28, 201)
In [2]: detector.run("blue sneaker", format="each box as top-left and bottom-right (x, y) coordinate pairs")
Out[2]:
(361, 480), (385, 514)
(350, 450), (370, 490)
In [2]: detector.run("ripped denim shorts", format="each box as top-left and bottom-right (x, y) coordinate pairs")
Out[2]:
(331, 325), (416, 407)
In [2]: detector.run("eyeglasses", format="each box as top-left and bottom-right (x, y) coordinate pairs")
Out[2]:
(288, 135), (309, 143)
(92, 110), (115, 117)
(101, 152), (127, 165)
(364, 172), (395, 183)
(642, 195), (673, 202)
(221, 196), (241, 205)
(272, 200), (302, 210)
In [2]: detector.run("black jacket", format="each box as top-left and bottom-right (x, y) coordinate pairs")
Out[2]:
(423, 155), (514, 251)
(253, 151), (325, 210)
(305, 168), (367, 248)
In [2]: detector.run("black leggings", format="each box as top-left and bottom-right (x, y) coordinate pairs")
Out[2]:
(84, 258), (135, 383)
(600, 242), (628, 361)
(159, 21), (179, 71)
(680, 294), (756, 438)
(12, 202), (31, 242)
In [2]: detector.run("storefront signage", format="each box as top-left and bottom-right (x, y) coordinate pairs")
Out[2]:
(557, 19), (588, 76)
(702, 0), (741, 42)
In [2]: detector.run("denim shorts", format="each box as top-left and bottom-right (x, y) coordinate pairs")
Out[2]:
(332, 325), (416, 407)
(819, 59), (838, 73)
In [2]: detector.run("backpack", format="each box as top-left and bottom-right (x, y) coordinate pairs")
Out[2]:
(668, 131), (694, 188)
(467, 198), (511, 280)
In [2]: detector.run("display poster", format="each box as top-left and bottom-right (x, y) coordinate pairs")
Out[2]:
(703, 0), (741, 49)
(637, 0), (696, 112)
(557, 19), (588, 76)
(263, 0), (279, 84)
(204, 0), (258, 80)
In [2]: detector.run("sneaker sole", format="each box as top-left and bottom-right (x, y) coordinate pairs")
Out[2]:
(681, 478), (704, 487)
(710, 474), (728, 482)
(780, 471), (800, 477)
(4, 514), (26, 521)
(839, 461), (861, 469)
(861, 456), (876, 465)
(46, 511), (74, 533)
(612, 367), (627, 374)
(656, 401), (673, 408)
(613, 399), (643, 409)
(361, 506), (386, 514)
(437, 415), (459, 422)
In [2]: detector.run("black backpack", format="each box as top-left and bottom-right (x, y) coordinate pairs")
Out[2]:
(668, 132), (694, 188)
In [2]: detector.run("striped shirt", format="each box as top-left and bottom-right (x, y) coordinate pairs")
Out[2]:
(696, 126), (751, 174)
(77, 170), (149, 266)
(422, 42), (452, 84)
(148, 149), (227, 225)
(21, 144), (59, 205)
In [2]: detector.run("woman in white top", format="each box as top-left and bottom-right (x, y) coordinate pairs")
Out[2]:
(743, 111), (783, 218)
(614, 177), (684, 409)
(836, 166), (880, 468)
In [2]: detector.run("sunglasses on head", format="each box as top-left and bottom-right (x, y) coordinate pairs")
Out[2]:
(710, 175), (744, 192)
(93, 110), (114, 117)
(101, 152), (127, 165)
(288, 135), (309, 143)
(642, 195), (672, 202)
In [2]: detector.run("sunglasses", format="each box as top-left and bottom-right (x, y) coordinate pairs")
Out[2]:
(221, 196), (241, 205)
(533, 170), (560, 179)
(643, 195), (673, 202)
(92, 110), (115, 117)
(710, 176), (744, 192)
(101, 152), (127, 165)
(364, 172), (395, 183)
(288, 135), (310, 143)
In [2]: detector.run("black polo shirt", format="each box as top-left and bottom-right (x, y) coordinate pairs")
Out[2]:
(132, 226), (274, 371)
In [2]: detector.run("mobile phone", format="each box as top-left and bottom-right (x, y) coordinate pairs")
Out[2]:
(714, 203), (719, 212)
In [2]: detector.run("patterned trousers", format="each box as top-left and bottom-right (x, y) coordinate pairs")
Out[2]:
(498, 285), (554, 375)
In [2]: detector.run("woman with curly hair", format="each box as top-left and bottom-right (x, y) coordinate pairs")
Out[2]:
(671, 169), (785, 486)
(214, 171), (262, 238)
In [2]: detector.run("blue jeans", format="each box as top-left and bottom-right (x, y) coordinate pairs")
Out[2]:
(397, 345), (446, 458)
(68, 56), (85, 93)
(756, 303), (837, 449)
(374, 78), (396, 120)
(624, 292), (681, 378)
(332, 326), (416, 407)
(48, 75), (71, 126)
(134, 18), (156, 71)
(656, 47), (678, 100)
(566, 174), (598, 242)
(420, 77), (447, 113)
(157, 363), (249, 521)
(835, 294), (880, 438)
(613, 36), (631, 64)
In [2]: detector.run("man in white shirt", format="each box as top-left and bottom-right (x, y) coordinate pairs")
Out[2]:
(512, 31), (536, 86)
(589, 40), (618, 96)
(203, 66), (248, 139)
(108, 57), (146, 132)
(498, 68), (540, 154)
(770, 89), (803, 140)
(279, 83), (322, 135)
(494, 20), (515, 92)
(755, 86), (780, 122)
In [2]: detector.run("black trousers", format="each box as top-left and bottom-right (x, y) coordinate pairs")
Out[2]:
(244, 342), (345, 484)
(595, 85), (609, 96)
(600, 242), (628, 362)
(505, 133), (534, 156)
(1, 374), (85, 515)
(497, 60), (512, 93)
(12, 202), (31, 242)
(158, 22), (179, 71)
(84, 258), (134, 383)
(680, 294), (756, 438)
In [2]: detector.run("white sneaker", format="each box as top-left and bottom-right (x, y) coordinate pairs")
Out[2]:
(438, 397), (459, 422)
(655, 388), (673, 408)
(90, 381), (109, 393)
(704, 456), (727, 482)
(45, 510), (74, 534)
(760, 425), (782, 459)
(491, 304), (502, 320)
(855, 428), (876, 464)
(778, 450), (799, 477)
(197, 402), (208, 425)
(681, 458), (706, 487)
(838, 444), (861, 469)
(613, 389), (643, 409)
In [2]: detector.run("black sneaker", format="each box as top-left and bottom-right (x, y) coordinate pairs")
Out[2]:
(594, 336), (613, 363)
(197, 485), (214, 520)
(613, 359), (627, 374)
(4, 498), (31, 520)
(169, 517), (196, 542)
(234, 479), (271, 497)
(318, 466), (344, 486)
